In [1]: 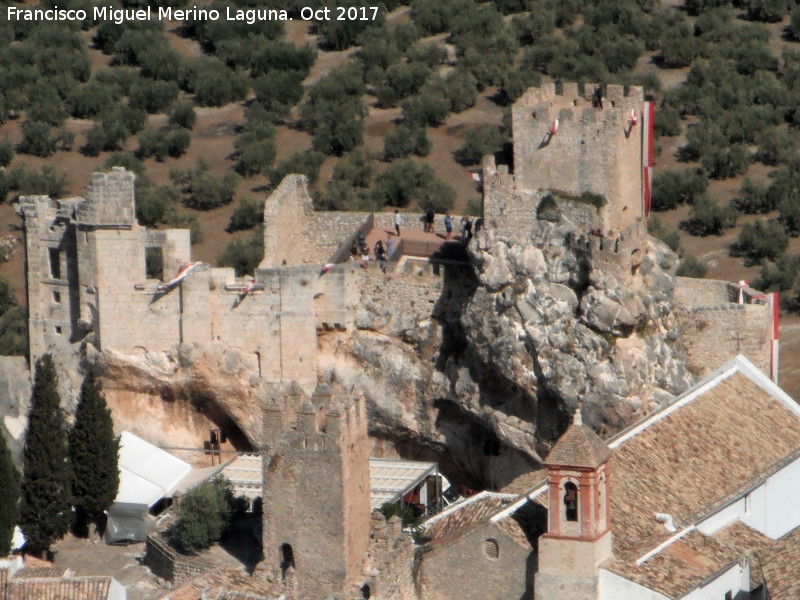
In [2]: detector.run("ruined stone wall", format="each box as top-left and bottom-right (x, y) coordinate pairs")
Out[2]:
(511, 83), (644, 235)
(674, 277), (774, 377)
(261, 175), (369, 267)
(261, 386), (371, 599)
(367, 513), (417, 600)
(418, 524), (532, 600)
(17, 196), (74, 359)
(144, 534), (212, 583)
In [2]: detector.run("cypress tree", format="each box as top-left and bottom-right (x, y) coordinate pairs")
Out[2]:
(69, 367), (119, 529)
(18, 354), (71, 555)
(0, 433), (19, 556)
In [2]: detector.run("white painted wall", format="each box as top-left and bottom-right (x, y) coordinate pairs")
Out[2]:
(109, 578), (127, 600)
(598, 570), (669, 600)
(682, 563), (747, 600)
(761, 457), (800, 538)
(696, 455), (800, 540)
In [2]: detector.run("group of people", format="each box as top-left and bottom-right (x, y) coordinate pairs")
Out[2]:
(395, 208), (474, 245)
(350, 235), (391, 273)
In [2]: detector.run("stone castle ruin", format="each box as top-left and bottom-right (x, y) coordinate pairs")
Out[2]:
(4, 81), (783, 598)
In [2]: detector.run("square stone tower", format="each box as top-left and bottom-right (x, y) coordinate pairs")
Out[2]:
(260, 381), (372, 598)
(483, 82), (653, 239)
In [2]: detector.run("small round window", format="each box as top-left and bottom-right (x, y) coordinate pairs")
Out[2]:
(483, 538), (499, 560)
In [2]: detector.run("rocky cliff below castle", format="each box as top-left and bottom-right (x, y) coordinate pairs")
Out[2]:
(0, 209), (694, 486)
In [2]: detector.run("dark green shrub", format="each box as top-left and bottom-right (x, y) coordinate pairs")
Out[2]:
(734, 178), (772, 214)
(651, 170), (709, 211)
(227, 197), (264, 232)
(440, 69), (478, 113)
(316, 0), (386, 50)
(0, 137), (13, 167)
(648, 217), (682, 254)
(701, 144), (749, 180)
(129, 79), (180, 114)
(686, 197), (738, 236)
(184, 170), (239, 210)
(401, 90), (450, 127)
(252, 70), (305, 117)
(174, 478), (233, 553)
(382, 125), (430, 160)
(654, 107), (681, 137)
(376, 62), (432, 108)
(737, 219), (789, 263)
(105, 152), (144, 175)
(455, 126), (505, 166)
(218, 228), (264, 276)
(7, 165), (68, 198)
(17, 121), (55, 157)
(676, 254), (707, 277)
(754, 253), (800, 292)
(235, 118), (276, 177)
(135, 178), (180, 227)
(266, 150), (326, 186)
(168, 101), (197, 130)
(371, 160), (455, 211)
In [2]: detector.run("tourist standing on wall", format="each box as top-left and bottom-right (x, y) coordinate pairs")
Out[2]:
(425, 207), (435, 233)
(394, 210), (402, 236)
(375, 240), (387, 273)
(444, 211), (453, 240)
(463, 217), (473, 246)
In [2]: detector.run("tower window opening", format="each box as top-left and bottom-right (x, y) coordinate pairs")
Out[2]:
(280, 543), (295, 579)
(564, 482), (579, 522)
(145, 247), (164, 281)
(52, 291), (61, 304)
(483, 538), (500, 560)
(48, 248), (61, 279)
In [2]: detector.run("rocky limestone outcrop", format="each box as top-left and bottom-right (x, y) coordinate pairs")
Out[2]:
(0, 211), (694, 487)
(327, 214), (694, 486)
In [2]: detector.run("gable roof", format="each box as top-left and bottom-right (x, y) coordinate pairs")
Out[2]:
(544, 414), (611, 469)
(607, 359), (800, 552)
(418, 492), (516, 544)
(5, 576), (114, 600)
(605, 529), (742, 599)
(502, 356), (800, 599)
(760, 525), (800, 600)
(158, 567), (278, 600)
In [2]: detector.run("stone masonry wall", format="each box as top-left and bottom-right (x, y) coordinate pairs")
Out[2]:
(261, 175), (435, 268)
(261, 386), (371, 599)
(510, 82), (645, 235)
(419, 524), (532, 600)
(674, 277), (773, 377)
(144, 534), (212, 584)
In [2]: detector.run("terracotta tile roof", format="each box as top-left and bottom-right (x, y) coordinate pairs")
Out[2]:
(418, 492), (516, 543)
(216, 591), (276, 600)
(499, 469), (546, 496)
(158, 567), (278, 600)
(609, 371), (800, 553)
(13, 567), (68, 579)
(6, 576), (113, 600)
(713, 521), (772, 591)
(606, 530), (742, 599)
(544, 419), (611, 469)
(492, 498), (548, 551)
(760, 526), (800, 600)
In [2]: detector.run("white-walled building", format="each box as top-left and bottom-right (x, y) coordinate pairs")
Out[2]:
(503, 355), (800, 600)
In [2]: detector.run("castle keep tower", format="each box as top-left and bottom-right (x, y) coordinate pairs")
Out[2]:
(535, 409), (613, 600)
(261, 382), (372, 598)
(483, 82), (653, 239)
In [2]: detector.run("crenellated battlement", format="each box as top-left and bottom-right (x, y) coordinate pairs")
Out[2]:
(486, 82), (651, 239)
(261, 379), (372, 598)
(75, 167), (136, 227)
